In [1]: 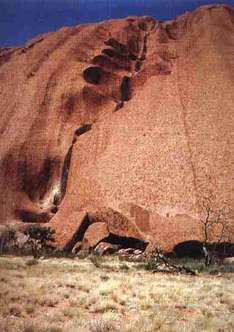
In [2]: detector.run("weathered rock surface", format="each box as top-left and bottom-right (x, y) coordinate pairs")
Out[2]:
(82, 222), (109, 249)
(51, 207), (147, 251)
(94, 242), (120, 256)
(0, 4), (234, 251)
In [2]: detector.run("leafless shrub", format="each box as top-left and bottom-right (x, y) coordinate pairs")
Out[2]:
(198, 189), (233, 265)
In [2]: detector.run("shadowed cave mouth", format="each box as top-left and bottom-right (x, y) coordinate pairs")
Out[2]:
(100, 233), (148, 251)
(83, 66), (105, 84)
(173, 240), (234, 258)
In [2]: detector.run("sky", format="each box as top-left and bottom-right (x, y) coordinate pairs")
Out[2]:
(0, 0), (234, 47)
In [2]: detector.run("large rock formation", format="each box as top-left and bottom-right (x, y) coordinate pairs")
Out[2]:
(0, 4), (233, 251)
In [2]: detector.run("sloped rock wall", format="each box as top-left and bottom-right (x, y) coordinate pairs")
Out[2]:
(0, 5), (233, 250)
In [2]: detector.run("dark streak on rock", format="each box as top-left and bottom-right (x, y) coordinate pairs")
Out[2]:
(75, 123), (92, 137)
(17, 157), (59, 202)
(63, 213), (91, 251)
(0, 48), (19, 67)
(17, 210), (51, 223)
(104, 38), (129, 55)
(113, 101), (124, 112)
(120, 76), (132, 101)
(59, 146), (73, 205)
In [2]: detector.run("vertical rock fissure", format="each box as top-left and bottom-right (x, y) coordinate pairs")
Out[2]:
(175, 60), (199, 213)
(53, 25), (152, 216)
(58, 145), (73, 205)
(63, 213), (91, 252)
(134, 31), (150, 72)
(113, 29), (151, 113)
(53, 123), (93, 211)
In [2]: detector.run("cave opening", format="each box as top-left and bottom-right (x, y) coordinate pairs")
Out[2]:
(83, 66), (104, 84)
(102, 233), (148, 251)
(120, 76), (132, 101)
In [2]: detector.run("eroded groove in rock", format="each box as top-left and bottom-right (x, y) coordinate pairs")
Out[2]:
(17, 157), (59, 202)
(58, 146), (73, 206)
(175, 59), (198, 203)
(55, 123), (93, 207)
(104, 38), (129, 54)
(134, 32), (149, 72)
(135, 60), (143, 72)
(27, 28), (81, 78)
(0, 48), (19, 67)
(21, 37), (44, 54)
(83, 25), (153, 115)
(75, 124), (92, 137)
(120, 76), (132, 101)
(138, 21), (148, 31)
(1, 7), (233, 251)
(113, 100), (124, 112)
(165, 22), (179, 40)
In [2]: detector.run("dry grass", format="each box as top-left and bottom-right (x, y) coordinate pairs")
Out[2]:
(0, 255), (233, 332)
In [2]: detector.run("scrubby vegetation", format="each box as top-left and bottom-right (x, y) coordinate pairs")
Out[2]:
(24, 226), (56, 258)
(0, 225), (56, 258)
(0, 255), (233, 332)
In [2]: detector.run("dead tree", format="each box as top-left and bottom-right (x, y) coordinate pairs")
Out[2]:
(148, 244), (196, 275)
(0, 227), (16, 254)
(199, 192), (233, 265)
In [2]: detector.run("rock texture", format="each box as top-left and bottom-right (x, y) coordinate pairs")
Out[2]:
(0, 4), (234, 251)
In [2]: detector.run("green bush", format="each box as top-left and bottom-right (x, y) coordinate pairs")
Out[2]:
(24, 226), (55, 258)
(25, 226), (55, 243)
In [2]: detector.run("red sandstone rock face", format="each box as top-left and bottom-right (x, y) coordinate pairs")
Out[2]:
(0, 4), (234, 251)
(82, 222), (109, 250)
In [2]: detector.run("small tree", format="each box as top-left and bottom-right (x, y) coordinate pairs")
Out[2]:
(0, 227), (16, 254)
(24, 226), (55, 258)
(199, 191), (233, 265)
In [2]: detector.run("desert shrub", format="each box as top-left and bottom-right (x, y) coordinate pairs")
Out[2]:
(0, 227), (16, 254)
(119, 263), (130, 271)
(24, 226), (55, 258)
(26, 258), (39, 266)
(76, 250), (89, 260)
(90, 255), (104, 268)
(169, 257), (234, 274)
(89, 318), (117, 332)
(136, 247), (197, 275)
(25, 226), (55, 243)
